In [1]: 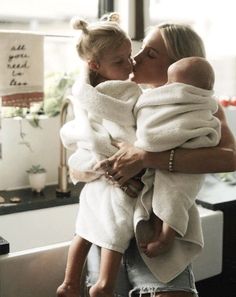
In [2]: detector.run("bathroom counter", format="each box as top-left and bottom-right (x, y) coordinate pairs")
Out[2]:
(196, 174), (236, 297)
(0, 183), (84, 216)
(196, 174), (236, 210)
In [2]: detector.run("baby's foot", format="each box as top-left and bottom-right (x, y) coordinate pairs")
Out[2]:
(140, 239), (172, 257)
(139, 225), (176, 257)
(89, 283), (114, 297)
(56, 283), (80, 297)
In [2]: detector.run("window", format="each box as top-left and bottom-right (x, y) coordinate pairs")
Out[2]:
(149, 0), (236, 58)
(0, 0), (99, 34)
(0, 0), (101, 118)
(148, 0), (236, 97)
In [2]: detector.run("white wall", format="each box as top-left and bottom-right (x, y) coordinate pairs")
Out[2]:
(0, 107), (234, 191)
(0, 117), (60, 190)
(224, 108), (236, 137)
(207, 56), (236, 137)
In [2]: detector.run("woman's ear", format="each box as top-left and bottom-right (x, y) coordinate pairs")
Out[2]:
(88, 60), (100, 71)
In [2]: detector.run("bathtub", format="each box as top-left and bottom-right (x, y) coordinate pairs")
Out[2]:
(0, 204), (223, 297)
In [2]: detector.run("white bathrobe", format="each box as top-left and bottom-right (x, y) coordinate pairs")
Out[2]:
(61, 80), (142, 253)
(60, 81), (221, 282)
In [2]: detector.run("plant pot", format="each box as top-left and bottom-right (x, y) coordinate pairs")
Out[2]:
(28, 172), (47, 193)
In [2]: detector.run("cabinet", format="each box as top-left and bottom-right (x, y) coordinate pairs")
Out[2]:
(196, 175), (236, 297)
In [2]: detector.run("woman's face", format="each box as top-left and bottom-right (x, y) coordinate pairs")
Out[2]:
(131, 28), (174, 87)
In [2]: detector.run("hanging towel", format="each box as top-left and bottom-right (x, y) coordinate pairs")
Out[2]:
(0, 30), (44, 107)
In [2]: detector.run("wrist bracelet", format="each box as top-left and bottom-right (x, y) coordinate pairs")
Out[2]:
(168, 149), (175, 172)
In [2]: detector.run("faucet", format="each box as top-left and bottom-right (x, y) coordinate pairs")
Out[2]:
(56, 96), (74, 197)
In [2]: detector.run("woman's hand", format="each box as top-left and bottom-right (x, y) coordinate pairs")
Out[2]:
(95, 141), (146, 185)
(120, 178), (144, 198)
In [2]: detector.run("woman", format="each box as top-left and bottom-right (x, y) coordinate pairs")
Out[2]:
(86, 23), (236, 297)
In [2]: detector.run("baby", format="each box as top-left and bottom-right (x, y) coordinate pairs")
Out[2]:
(135, 56), (220, 260)
(167, 56), (215, 89)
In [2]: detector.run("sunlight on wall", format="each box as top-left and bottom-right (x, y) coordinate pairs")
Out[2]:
(0, 0), (98, 34)
(0, 0), (98, 19)
(149, 0), (236, 58)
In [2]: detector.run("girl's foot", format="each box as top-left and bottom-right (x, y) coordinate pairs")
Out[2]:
(56, 283), (80, 297)
(89, 283), (114, 297)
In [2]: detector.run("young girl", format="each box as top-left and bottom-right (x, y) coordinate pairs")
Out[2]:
(57, 14), (143, 297)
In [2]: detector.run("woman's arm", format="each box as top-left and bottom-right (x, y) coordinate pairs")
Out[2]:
(165, 105), (236, 173)
(99, 104), (236, 184)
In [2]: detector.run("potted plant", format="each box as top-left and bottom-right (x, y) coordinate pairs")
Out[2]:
(26, 165), (47, 193)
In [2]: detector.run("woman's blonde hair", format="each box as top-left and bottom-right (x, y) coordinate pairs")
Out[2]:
(71, 13), (130, 63)
(157, 23), (206, 61)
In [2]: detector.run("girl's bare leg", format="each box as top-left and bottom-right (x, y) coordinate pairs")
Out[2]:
(57, 235), (92, 297)
(89, 248), (123, 297)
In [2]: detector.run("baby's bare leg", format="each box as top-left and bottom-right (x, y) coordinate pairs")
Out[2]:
(57, 235), (91, 297)
(89, 248), (122, 297)
(140, 214), (176, 257)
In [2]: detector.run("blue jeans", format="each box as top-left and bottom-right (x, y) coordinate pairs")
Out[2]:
(86, 239), (198, 297)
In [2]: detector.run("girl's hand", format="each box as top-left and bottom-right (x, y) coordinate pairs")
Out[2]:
(120, 178), (144, 198)
(95, 141), (146, 185)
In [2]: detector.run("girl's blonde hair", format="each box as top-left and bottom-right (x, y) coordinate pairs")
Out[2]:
(157, 23), (206, 61)
(71, 13), (130, 63)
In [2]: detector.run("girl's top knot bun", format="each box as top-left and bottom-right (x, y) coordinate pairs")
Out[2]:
(71, 17), (89, 34)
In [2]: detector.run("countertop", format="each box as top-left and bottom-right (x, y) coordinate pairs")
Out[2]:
(1, 174), (235, 215)
(196, 174), (236, 210)
(0, 183), (84, 215)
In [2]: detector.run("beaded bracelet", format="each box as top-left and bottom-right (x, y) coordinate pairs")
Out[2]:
(168, 149), (175, 172)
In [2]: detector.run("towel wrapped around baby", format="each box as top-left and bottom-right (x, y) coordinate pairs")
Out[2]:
(133, 82), (221, 282)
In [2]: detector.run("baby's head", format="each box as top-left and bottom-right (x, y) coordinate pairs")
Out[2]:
(72, 14), (133, 84)
(167, 57), (215, 90)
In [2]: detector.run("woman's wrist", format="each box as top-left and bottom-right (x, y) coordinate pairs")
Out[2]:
(142, 150), (170, 171)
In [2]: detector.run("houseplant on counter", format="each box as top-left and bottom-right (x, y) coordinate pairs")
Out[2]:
(26, 165), (47, 193)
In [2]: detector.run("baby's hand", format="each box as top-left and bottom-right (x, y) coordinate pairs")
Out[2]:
(140, 222), (177, 258)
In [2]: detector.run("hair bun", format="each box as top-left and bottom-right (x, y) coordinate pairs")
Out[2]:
(71, 17), (89, 33)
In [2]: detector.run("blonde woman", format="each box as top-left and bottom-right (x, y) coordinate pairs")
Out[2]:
(89, 23), (236, 297)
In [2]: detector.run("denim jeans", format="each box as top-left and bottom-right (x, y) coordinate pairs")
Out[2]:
(86, 239), (198, 297)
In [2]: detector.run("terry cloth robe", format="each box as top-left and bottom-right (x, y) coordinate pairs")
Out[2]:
(62, 80), (142, 253)
(133, 82), (221, 282)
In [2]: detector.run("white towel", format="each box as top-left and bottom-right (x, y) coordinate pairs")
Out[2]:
(133, 83), (221, 283)
(62, 80), (142, 253)
(0, 30), (44, 107)
(66, 80), (142, 183)
(135, 83), (221, 151)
